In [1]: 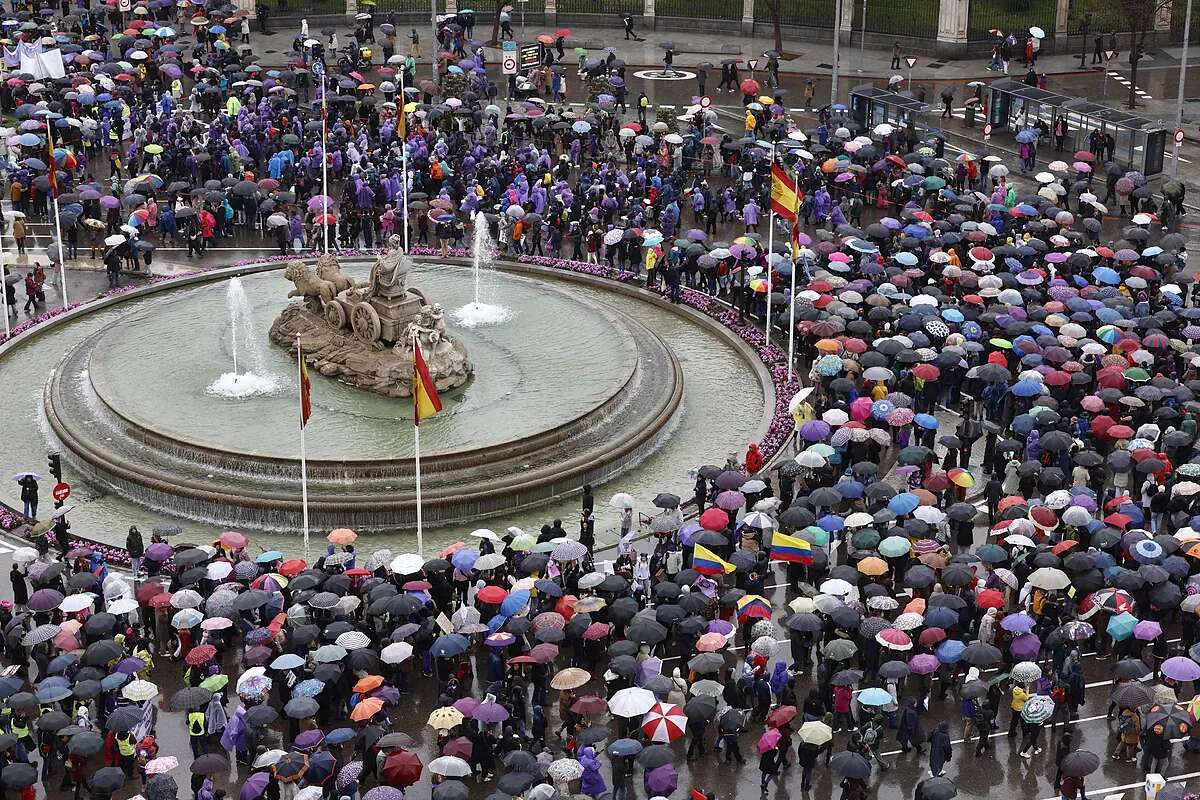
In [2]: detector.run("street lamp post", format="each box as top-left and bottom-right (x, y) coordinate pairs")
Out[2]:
(1174, 0), (1194, 176)
(831, 0), (842, 108)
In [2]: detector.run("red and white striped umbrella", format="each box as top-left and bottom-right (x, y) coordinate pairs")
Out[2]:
(641, 702), (687, 743)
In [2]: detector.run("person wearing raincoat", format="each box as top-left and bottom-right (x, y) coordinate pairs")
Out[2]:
(578, 746), (606, 797)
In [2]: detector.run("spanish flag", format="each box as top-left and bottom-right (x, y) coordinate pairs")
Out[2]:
(736, 594), (773, 622)
(412, 340), (442, 425)
(770, 163), (798, 222)
(692, 544), (735, 576)
(770, 531), (813, 564)
(299, 343), (312, 429)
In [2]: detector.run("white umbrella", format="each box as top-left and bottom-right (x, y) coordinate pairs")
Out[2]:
(475, 553), (506, 571)
(609, 492), (636, 509)
(382, 642), (414, 664)
(390, 553), (424, 574)
(742, 511), (775, 529)
(608, 687), (657, 717)
(428, 756), (471, 778)
(104, 234), (126, 246)
(122, 679), (159, 702)
(59, 594), (94, 616)
(11, 547), (38, 565)
(547, 758), (584, 781)
(108, 597), (139, 615)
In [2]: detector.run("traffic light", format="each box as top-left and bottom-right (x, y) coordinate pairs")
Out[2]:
(47, 453), (61, 483)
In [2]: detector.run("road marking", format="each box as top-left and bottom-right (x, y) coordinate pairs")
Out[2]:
(881, 711), (1111, 757)
(1040, 771), (1200, 800)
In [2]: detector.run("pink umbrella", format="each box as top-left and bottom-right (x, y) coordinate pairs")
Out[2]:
(757, 728), (781, 753)
(875, 628), (913, 651)
(850, 396), (873, 421)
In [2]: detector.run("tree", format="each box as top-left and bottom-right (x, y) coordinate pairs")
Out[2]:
(1075, 0), (1173, 108)
(760, 0), (785, 54)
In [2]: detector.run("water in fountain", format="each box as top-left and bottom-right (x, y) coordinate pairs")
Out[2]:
(453, 212), (512, 327)
(207, 277), (280, 398)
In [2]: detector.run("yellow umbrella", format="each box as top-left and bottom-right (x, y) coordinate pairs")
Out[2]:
(427, 706), (465, 730)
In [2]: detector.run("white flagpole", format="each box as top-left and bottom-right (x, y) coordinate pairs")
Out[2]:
(400, 69), (410, 254)
(0, 260), (9, 339)
(321, 71), (329, 254)
(787, 190), (800, 383)
(413, 332), (425, 557)
(764, 141), (775, 349)
(297, 334), (310, 563)
(46, 125), (67, 307)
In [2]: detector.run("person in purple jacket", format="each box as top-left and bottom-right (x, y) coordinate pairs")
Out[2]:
(742, 198), (759, 232)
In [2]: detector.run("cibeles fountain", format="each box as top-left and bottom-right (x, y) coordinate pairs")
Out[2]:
(42, 236), (687, 532)
(268, 238), (473, 397)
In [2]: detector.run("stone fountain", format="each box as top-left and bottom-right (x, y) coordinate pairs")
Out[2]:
(268, 236), (473, 397)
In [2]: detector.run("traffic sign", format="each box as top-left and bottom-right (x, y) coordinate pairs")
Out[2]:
(700, 95), (711, 108)
(983, 122), (992, 140)
(501, 40), (517, 74)
(1175, 128), (1186, 145)
(52, 482), (70, 502)
(748, 59), (759, 71)
(905, 56), (917, 68)
(311, 60), (325, 77)
(118, 0), (131, 10)
(519, 43), (540, 69)
(1104, 49), (1115, 61)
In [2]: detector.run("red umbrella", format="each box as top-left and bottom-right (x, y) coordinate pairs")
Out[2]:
(185, 644), (217, 666)
(148, 593), (174, 609)
(382, 750), (423, 787)
(219, 531), (247, 549)
(699, 508), (728, 531)
(476, 585), (507, 604)
(918, 627), (946, 647)
(442, 736), (473, 759)
(135, 582), (164, 603)
(278, 559), (307, 577)
(555, 28), (571, 36)
(977, 589), (1005, 609)
(766, 705), (797, 728)
(739, 79), (759, 95)
(571, 695), (608, 715)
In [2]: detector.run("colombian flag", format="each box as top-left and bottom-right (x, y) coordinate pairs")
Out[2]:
(692, 544), (734, 576)
(299, 343), (312, 429)
(770, 163), (798, 221)
(770, 531), (813, 565)
(736, 594), (773, 622)
(413, 340), (443, 425)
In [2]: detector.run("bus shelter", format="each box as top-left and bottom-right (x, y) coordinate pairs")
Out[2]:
(987, 79), (1167, 177)
(849, 85), (930, 132)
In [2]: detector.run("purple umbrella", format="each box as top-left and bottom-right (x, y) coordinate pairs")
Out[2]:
(678, 522), (704, 546)
(907, 654), (939, 675)
(686, 229), (707, 241)
(1161, 656), (1200, 682)
(307, 195), (334, 212)
(336, 761), (363, 791)
(99, 195), (121, 209)
(707, 619), (734, 636)
(113, 657), (146, 674)
(801, 420), (831, 442)
(1133, 620), (1162, 641)
(1000, 612), (1035, 634)
(240, 772), (270, 800)
(1008, 633), (1042, 661)
(28, 588), (64, 612)
(145, 542), (174, 561)
(370, 687), (401, 705)
(729, 243), (756, 260)
(452, 697), (479, 716)
(646, 764), (678, 795)
(294, 729), (325, 751)
(470, 701), (510, 723)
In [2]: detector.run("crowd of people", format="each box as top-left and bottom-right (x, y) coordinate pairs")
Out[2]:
(0, 3), (1198, 800)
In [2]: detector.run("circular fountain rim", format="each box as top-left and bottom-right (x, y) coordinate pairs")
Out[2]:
(81, 266), (642, 465)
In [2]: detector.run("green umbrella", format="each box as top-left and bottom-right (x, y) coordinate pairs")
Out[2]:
(922, 176), (947, 190)
(896, 446), (932, 466)
(851, 530), (881, 551)
(988, 337), (1013, 349)
(822, 639), (857, 660)
(1123, 367), (1150, 382)
(879, 535), (911, 558)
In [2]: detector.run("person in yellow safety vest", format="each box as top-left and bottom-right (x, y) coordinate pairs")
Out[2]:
(10, 713), (31, 751)
(188, 709), (207, 756)
(116, 731), (137, 775)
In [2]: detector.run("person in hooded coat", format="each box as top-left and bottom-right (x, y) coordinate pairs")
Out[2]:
(897, 697), (927, 754)
(927, 721), (952, 777)
(579, 745), (607, 797)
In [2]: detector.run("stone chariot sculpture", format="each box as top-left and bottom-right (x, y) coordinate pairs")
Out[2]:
(269, 239), (473, 398)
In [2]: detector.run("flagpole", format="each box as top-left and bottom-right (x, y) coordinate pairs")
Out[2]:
(46, 124), (67, 307)
(399, 68), (410, 254)
(412, 330), (424, 557)
(297, 334), (310, 563)
(320, 71), (329, 254)
(1, 259), (9, 339)
(764, 141), (775, 349)
(787, 190), (800, 383)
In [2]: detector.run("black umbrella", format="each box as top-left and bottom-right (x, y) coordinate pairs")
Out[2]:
(170, 687), (213, 710)
(683, 695), (717, 723)
(105, 706), (144, 732)
(831, 751), (871, 779)
(92, 767), (127, 793)
(0, 763), (36, 788)
(285, 697), (320, 719)
(919, 776), (958, 800)
(636, 744), (675, 769)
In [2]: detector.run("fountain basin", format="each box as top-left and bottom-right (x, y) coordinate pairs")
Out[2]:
(44, 259), (685, 531)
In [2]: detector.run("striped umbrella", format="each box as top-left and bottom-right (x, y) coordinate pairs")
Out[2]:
(641, 703), (687, 743)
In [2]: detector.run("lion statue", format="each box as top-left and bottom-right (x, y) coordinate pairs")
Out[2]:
(284, 259), (336, 308)
(316, 253), (357, 294)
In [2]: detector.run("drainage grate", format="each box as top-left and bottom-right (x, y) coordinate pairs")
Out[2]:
(816, 62), (833, 69)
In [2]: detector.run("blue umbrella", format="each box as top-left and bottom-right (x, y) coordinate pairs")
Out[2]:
(858, 687), (893, 706)
(902, 225), (929, 239)
(431, 634), (470, 658)
(935, 639), (965, 663)
(1131, 539), (1164, 564)
(256, 551), (283, 563)
(292, 679), (325, 698)
(1015, 129), (1039, 143)
(834, 480), (864, 499)
(608, 738), (643, 757)
(1010, 379), (1042, 397)
(450, 549), (479, 572)
(17, 133), (42, 147)
(914, 414), (939, 430)
(1107, 612), (1138, 642)
(326, 728), (356, 746)
(499, 589), (531, 616)
(923, 607), (959, 629)
(888, 493), (920, 515)
(270, 654), (305, 670)
(1092, 267), (1121, 285)
(817, 514), (845, 532)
